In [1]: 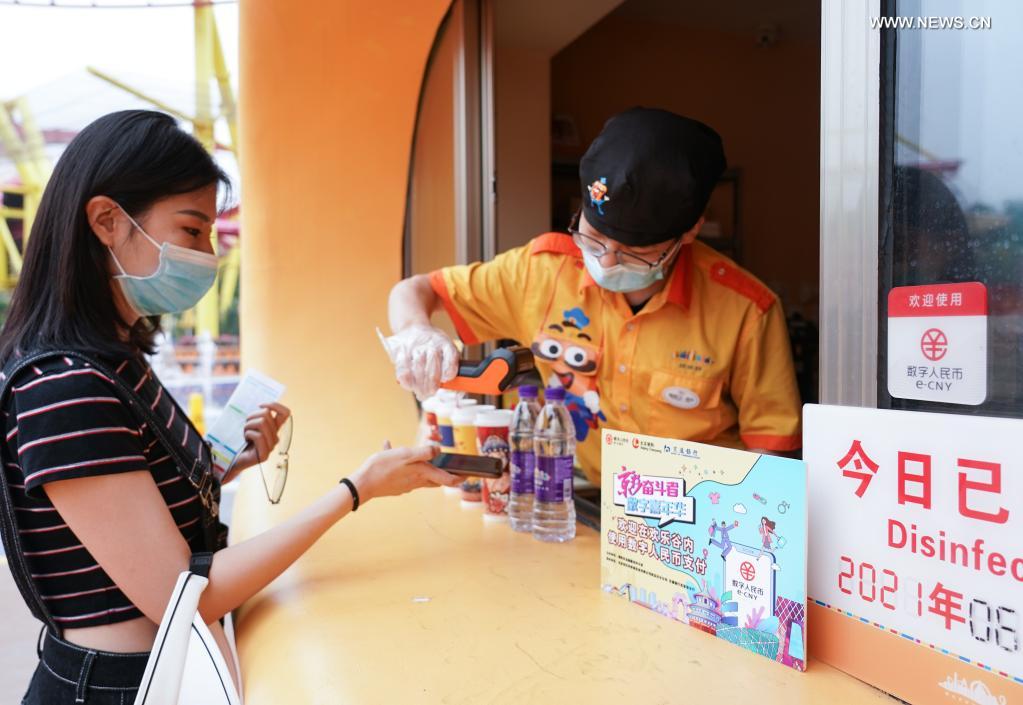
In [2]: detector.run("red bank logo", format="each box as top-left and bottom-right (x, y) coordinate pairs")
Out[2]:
(606, 433), (613, 445)
(920, 327), (948, 361)
(740, 561), (757, 581)
(632, 438), (640, 448)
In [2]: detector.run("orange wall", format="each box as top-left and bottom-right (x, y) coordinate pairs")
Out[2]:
(238, 0), (450, 456)
(235, 1), (451, 698)
(551, 17), (820, 318)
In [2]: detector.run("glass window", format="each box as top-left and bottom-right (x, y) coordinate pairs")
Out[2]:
(405, 11), (458, 278)
(878, 0), (1023, 418)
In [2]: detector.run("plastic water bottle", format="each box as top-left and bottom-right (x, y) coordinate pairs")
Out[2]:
(508, 385), (541, 532)
(532, 386), (576, 542)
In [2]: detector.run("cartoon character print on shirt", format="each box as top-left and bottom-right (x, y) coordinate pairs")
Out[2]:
(530, 306), (606, 442)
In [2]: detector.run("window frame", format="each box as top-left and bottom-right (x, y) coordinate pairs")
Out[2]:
(819, 0), (883, 407)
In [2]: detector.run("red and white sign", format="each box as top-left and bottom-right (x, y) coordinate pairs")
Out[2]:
(887, 282), (987, 405)
(805, 405), (1022, 704)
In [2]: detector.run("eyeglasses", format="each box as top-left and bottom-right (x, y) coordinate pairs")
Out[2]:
(259, 414), (293, 504)
(568, 228), (681, 272)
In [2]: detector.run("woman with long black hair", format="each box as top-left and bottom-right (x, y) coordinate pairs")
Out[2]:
(0, 110), (458, 703)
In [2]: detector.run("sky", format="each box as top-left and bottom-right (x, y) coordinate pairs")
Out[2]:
(0, 1), (239, 99)
(0, 0), (240, 188)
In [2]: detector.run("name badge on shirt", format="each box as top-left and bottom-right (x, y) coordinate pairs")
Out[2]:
(662, 386), (700, 409)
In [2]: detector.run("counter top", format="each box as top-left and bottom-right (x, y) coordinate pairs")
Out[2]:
(233, 487), (890, 704)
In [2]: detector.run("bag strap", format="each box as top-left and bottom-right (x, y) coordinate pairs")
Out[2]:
(134, 551), (238, 705)
(189, 551), (214, 578)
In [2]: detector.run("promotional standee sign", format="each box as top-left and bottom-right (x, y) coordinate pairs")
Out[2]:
(806, 405), (1023, 705)
(600, 430), (808, 671)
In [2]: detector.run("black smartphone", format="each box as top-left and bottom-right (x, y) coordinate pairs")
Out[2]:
(430, 452), (504, 478)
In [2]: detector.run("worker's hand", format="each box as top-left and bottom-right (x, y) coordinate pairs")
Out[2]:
(385, 325), (460, 401)
(349, 445), (460, 505)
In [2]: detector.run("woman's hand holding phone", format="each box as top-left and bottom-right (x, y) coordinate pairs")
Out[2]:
(349, 443), (460, 506)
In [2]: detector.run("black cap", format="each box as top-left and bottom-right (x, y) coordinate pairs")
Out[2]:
(579, 107), (726, 247)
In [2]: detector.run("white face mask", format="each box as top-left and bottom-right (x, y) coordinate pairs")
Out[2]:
(581, 251), (667, 292)
(108, 205), (218, 316)
(581, 239), (682, 293)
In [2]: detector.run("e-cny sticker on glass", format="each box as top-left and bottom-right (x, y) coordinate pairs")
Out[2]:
(805, 405), (1023, 705)
(600, 430), (808, 671)
(887, 282), (987, 406)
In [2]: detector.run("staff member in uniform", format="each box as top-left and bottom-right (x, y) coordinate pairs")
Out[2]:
(386, 107), (801, 484)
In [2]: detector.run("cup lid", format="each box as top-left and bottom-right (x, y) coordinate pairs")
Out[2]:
(475, 409), (514, 427)
(451, 406), (483, 424)
(435, 400), (459, 417)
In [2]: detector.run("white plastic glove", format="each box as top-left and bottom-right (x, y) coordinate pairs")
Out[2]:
(380, 325), (460, 401)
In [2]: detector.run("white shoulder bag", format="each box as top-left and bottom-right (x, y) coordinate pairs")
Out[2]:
(133, 553), (243, 705)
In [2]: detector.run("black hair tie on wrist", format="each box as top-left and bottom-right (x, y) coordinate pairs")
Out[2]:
(339, 477), (360, 511)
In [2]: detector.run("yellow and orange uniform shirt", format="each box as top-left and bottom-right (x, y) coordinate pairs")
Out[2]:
(430, 232), (801, 484)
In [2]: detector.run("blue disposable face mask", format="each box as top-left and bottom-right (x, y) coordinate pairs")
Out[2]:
(581, 242), (680, 293)
(108, 206), (218, 317)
